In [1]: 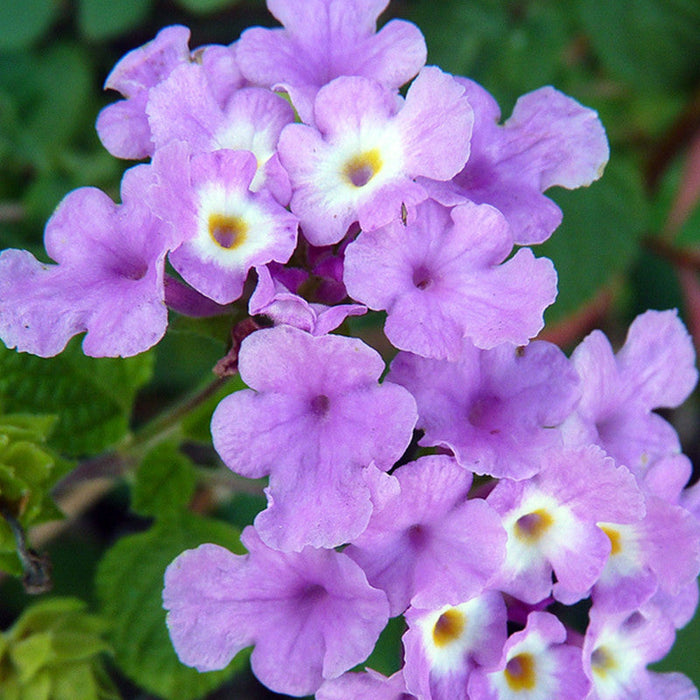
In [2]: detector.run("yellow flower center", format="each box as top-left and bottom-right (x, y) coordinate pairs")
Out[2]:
(504, 652), (537, 691)
(591, 646), (617, 678)
(208, 213), (248, 250)
(343, 148), (383, 187)
(515, 509), (554, 542)
(600, 525), (622, 555)
(432, 608), (465, 648)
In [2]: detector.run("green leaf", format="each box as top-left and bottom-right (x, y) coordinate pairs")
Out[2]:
(0, 339), (154, 456)
(181, 374), (245, 443)
(78, 0), (152, 41)
(0, 551), (23, 576)
(174, 0), (241, 14)
(576, 0), (700, 91)
(96, 514), (246, 700)
(131, 443), (196, 519)
(405, 0), (571, 107)
(10, 632), (54, 682)
(0, 0), (59, 51)
(0, 597), (116, 700)
(0, 43), (94, 168)
(539, 156), (649, 324)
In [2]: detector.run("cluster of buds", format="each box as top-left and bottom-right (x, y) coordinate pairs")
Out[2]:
(1, 1), (698, 698)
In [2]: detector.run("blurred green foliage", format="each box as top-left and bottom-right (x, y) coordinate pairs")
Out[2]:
(0, 0), (698, 697)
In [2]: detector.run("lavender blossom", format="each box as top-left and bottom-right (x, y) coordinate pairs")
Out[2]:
(388, 340), (580, 480)
(423, 80), (609, 245)
(278, 67), (473, 245)
(163, 527), (389, 697)
(0, 168), (171, 358)
(344, 198), (557, 356)
(211, 325), (417, 550)
(346, 454), (506, 615)
(236, 0), (426, 123)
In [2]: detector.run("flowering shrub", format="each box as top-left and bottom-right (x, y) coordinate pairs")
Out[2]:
(1, 1), (700, 699)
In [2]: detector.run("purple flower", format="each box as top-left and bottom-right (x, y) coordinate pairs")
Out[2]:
(467, 611), (590, 699)
(163, 527), (389, 697)
(346, 454), (506, 615)
(582, 604), (686, 699)
(236, 0), (426, 122)
(249, 264), (366, 336)
(211, 325), (417, 550)
(423, 81), (609, 245)
(96, 27), (243, 160)
(593, 493), (700, 613)
(318, 669), (415, 700)
(0, 168), (170, 358)
(148, 144), (298, 304)
(344, 198), (557, 357)
(487, 445), (644, 604)
(146, 63), (294, 203)
(278, 67), (473, 245)
(388, 340), (580, 479)
(562, 310), (698, 475)
(402, 591), (508, 700)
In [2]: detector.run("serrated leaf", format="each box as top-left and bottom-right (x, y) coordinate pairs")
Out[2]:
(132, 443), (196, 519)
(539, 157), (648, 323)
(0, 0), (59, 51)
(0, 339), (154, 456)
(51, 631), (111, 663)
(10, 598), (86, 636)
(78, 0), (151, 40)
(96, 514), (246, 700)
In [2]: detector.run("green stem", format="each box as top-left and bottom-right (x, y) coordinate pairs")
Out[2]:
(54, 374), (232, 496)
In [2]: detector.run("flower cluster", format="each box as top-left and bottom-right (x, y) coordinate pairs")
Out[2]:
(1, 1), (699, 699)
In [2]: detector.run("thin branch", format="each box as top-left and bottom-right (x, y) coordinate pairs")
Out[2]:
(645, 237), (700, 272)
(0, 502), (52, 594)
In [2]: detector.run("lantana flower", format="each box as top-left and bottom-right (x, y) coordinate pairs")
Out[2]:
(97, 26), (242, 160)
(0, 168), (171, 358)
(562, 309), (698, 474)
(423, 80), (609, 245)
(147, 62), (294, 203)
(402, 591), (507, 700)
(163, 527), (390, 697)
(147, 143), (299, 304)
(344, 198), (557, 357)
(211, 325), (417, 550)
(487, 445), (644, 604)
(467, 611), (591, 699)
(346, 454), (507, 615)
(388, 340), (580, 480)
(278, 66), (474, 245)
(236, 0), (427, 123)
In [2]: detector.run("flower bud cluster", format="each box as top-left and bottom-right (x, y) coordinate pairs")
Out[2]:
(1, 1), (699, 699)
